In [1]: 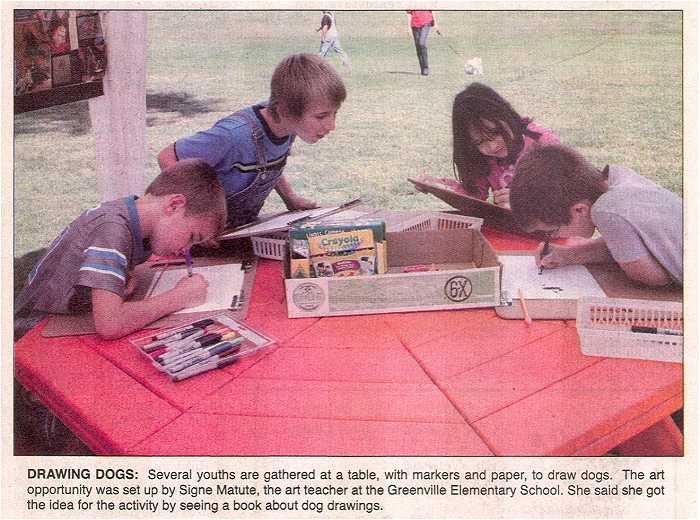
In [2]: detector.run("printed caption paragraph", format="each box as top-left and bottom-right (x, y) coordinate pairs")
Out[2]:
(21, 465), (671, 515)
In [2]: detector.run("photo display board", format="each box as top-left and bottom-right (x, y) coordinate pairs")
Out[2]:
(14, 9), (107, 113)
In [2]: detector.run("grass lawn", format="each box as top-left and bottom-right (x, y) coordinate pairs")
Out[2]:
(13, 10), (683, 258)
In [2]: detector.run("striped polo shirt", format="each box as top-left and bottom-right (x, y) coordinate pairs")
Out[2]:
(15, 196), (150, 318)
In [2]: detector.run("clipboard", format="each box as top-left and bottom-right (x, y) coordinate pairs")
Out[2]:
(408, 177), (524, 234)
(41, 255), (258, 337)
(495, 251), (683, 320)
(218, 198), (363, 241)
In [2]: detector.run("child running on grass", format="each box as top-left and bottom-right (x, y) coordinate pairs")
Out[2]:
(509, 144), (682, 287)
(158, 53), (347, 228)
(416, 82), (559, 209)
(14, 159), (227, 340)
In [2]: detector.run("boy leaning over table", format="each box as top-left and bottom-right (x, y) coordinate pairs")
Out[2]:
(157, 53), (347, 229)
(509, 144), (682, 288)
(14, 158), (227, 341)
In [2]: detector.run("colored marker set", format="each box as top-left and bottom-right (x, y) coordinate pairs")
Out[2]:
(130, 313), (274, 381)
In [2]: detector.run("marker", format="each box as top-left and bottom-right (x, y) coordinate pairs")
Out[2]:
(150, 318), (215, 341)
(539, 236), (551, 275)
(184, 248), (193, 277)
(157, 329), (207, 353)
(141, 327), (203, 352)
(161, 332), (239, 363)
(166, 338), (243, 373)
(631, 326), (683, 336)
(171, 353), (240, 382)
(157, 331), (239, 363)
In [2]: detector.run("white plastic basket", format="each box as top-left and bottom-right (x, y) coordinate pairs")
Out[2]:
(576, 297), (683, 363)
(251, 233), (287, 260)
(390, 212), (483, 232)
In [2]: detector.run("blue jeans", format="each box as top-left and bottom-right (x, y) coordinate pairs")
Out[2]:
(319, 38), (350, 66)
(411, 24), (432, 74)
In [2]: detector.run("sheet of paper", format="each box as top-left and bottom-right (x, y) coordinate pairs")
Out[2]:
(222, 206), (343, 239)
(499, 255), (606, 299)
(148, 263), (244, 314)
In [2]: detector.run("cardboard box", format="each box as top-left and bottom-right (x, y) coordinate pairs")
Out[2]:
(285, 228), (501, 318)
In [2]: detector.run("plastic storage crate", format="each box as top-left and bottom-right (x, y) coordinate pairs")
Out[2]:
(390, 212), (483, 232)
(251, 233), (288, 260)
(576, 297), (683, 363)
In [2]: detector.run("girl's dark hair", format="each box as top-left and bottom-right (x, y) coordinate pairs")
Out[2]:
(452, 82), (541, 194)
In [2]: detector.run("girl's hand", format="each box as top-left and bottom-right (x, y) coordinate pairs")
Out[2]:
(493, 187), (511, 208)
(173, 274), (209, 308)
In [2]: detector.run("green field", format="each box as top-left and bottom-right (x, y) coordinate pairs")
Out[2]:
(13, 10), (683, 258)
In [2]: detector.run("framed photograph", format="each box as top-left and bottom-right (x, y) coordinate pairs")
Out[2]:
(14, 21), (52, 95)
(76, 13), (103, 46)
(50, 50), (82, 87)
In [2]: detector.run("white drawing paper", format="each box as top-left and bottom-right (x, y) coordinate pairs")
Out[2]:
(148, 263), (244, 314)
(499, 255), (606, 299)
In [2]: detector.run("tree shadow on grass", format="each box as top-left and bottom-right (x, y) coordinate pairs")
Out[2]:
(14, 91), (225, 137)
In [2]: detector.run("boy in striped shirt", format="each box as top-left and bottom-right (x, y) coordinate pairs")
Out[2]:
(14, 159), (227, 340)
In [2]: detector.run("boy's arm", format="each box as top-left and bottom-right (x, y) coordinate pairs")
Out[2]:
(539, 237), (673, 286)
(91, 273), (208, 339)
(157, 143), (178, 171)
(274, 176), (319, 210)
(617, 256), (673, 287)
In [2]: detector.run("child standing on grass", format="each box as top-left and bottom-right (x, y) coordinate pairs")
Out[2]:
(158, 53), (347, 228)
(317, 10), (351, 70)
(509, 144), (682, 287)
(14, 159), (227, 341)
(406, 10), (438, 76)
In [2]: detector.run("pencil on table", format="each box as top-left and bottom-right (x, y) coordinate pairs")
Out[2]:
(518, 288), (532, 325)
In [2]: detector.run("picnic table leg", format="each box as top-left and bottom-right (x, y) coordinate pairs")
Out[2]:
(615, 416), (683, 456)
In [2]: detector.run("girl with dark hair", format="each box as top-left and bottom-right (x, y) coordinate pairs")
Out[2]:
(438, 83), (560, 209)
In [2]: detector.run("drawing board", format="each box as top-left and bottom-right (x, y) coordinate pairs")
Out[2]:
(499, 254), (606, 300)
(147, 263), (245, 314)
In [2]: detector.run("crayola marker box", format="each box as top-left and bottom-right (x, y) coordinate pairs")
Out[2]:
(289, 219), (385, 259)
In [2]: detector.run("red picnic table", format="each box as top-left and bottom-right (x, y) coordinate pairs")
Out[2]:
(14, 227), (682, 456)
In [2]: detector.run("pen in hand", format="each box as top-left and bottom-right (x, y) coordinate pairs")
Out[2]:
(184, 248), (193, 277)
(539, 236), (551, 275)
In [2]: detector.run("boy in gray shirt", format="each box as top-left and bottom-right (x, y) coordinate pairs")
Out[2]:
(15, 159), (228, 340)
(509, 144), (681, 287)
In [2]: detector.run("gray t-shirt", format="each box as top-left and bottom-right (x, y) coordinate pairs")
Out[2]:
(15, 196), (150, 320)
(591, 165), (682, 285)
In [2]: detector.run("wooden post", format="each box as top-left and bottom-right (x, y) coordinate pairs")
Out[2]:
(88, 11), (148, 201)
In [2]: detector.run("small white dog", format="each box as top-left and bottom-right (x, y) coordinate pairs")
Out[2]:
(464, 57), (483, 75)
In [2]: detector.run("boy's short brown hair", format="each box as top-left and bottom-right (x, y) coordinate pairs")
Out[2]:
(146, 158), (227, 231)
(510, 144), (607, 229)
(268, 53), (346, 120)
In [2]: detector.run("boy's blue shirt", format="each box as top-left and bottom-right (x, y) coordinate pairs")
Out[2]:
(174, 103), (294, 196)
